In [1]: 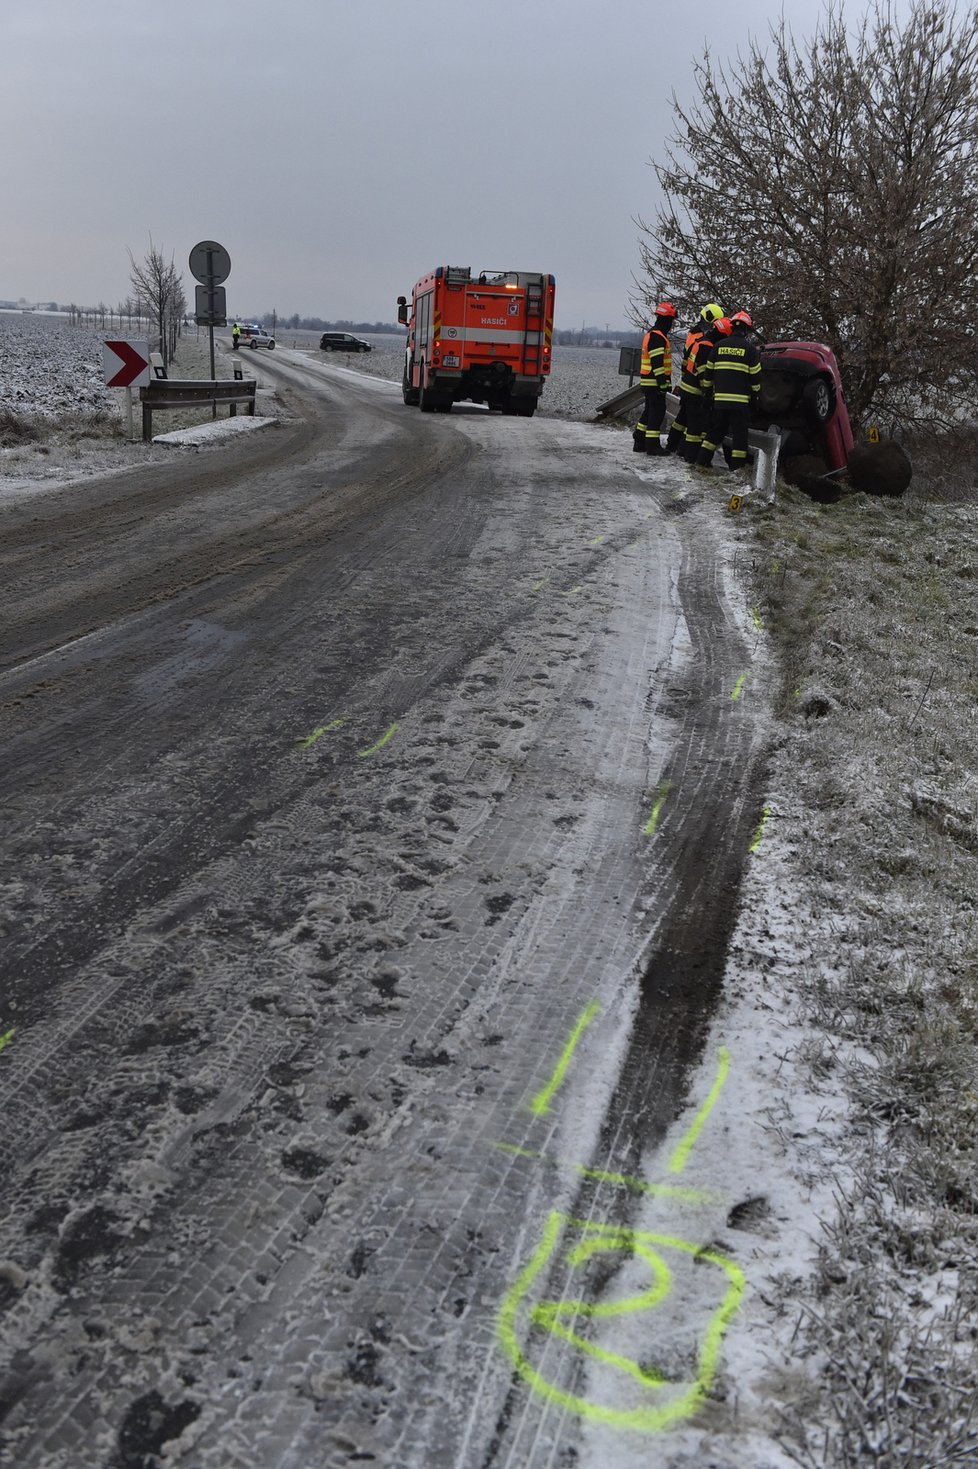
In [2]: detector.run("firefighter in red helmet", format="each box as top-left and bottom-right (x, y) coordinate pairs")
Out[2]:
(696, 311), (761, 473)
(633, 301), (676, 455)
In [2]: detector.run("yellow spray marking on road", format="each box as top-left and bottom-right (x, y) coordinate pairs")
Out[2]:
(0, 1027), (15, 1054)
(643, 780), (672, 837)
(751, 606), (763, 630)
(533, 1229), (672, 1384)
(357, 722), (399, 758)
(731, 674), (748, 701)
(749, 805), (771, 853)
(529, 1001), (600, 1116)
(667, 1046), (730, 1175)
(298, 717), (345, 749)
(576, 1167), (722, 1207)
(531, 578), (549, 593)
(565, 585), (583, 597)
(590, 535), (606, 546)
(498, 1212), (745, 1432)
(500, 999), (743, 1435)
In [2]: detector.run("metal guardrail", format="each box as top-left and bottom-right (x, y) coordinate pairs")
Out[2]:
(139, 378), (257, 442)
(594, 385), (781, 501)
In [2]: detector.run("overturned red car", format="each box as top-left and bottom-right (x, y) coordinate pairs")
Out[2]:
(752, 340), (853, 474)
(751, 339), (910, 498)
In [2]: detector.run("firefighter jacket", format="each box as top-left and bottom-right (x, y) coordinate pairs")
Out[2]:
(700, 330), (761, 406)
(639, 327), (672, 390)
(678, 331), (708, 397)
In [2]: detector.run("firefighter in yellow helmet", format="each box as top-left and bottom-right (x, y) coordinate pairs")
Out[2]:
(633, 301), (677, 455)
(665, 303), (724, 458)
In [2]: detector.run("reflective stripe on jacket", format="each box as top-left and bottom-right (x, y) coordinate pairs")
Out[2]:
(640, 328), (672, 388)
(679, 331), (707, 396)
(700, 337), (761, 405)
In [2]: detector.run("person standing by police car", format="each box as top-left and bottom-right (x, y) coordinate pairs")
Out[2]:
(633, 301), (676, 454)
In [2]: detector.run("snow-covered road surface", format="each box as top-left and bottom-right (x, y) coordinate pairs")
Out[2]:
(0, 357), (801, 1469)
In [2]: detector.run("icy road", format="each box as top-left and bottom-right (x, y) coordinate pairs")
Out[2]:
(0, 355), (771, 1468)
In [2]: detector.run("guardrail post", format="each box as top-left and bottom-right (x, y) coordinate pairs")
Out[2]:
(750, 426), (781, 502)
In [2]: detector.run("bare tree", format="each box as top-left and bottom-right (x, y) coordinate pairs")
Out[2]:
(128, 238), (184, 369)
(636, 1), (978, 429)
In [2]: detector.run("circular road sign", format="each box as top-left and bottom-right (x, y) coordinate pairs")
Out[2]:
(189, 240), (231, 285)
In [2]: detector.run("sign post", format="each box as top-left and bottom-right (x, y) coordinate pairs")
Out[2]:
(102, 339), (151, 441)
(189, 240), (231, 414)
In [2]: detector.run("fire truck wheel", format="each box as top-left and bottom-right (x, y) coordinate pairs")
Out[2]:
(418, 367), (436, 413)
(401, 369), (420, 407)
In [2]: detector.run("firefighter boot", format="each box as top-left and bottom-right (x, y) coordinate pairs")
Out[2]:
(665, 425), (684, 455)
(632, 429), (646, 453)
(645, 437), (663, 455)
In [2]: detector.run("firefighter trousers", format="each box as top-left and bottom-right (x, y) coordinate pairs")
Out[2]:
(635, 386), (668, 452)
(673, 394), (709, 462)
(698, 403), (751, 467)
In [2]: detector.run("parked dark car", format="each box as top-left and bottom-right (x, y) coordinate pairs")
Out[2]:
(752, 340), (853, 474)
(320, 333), (371, 353)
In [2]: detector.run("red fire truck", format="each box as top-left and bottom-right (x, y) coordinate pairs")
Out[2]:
(396, 266), (556, 416)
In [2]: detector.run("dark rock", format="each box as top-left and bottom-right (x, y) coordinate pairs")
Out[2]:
(847, 439), (912, 497)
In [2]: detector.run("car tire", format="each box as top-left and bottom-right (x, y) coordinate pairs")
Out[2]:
(249, 340), (256, 349)
(803, 375), (834, 424)
(267, 341), (274, 350)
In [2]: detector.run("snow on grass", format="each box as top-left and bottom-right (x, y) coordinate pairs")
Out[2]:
(729, 485), (978, 1466)
(0, 311), (283, 490)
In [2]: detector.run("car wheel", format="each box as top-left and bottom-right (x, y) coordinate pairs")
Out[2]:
(249, 340), (256, 349)
(267, 341), (274, 350)
(803, 375), (834, 424)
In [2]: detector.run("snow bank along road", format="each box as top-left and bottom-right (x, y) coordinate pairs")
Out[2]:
(0, 350), (771, 1468)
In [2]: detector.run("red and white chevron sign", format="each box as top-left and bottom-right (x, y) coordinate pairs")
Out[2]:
(102, 339), (151, 388)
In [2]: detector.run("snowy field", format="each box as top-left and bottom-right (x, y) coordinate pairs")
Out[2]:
(0, 313), (623, 429)
(0, 312), (630, 491)
(3, 307), (978, 1463)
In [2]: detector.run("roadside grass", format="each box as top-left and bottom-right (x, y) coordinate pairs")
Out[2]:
(0, 332), (252, 465)
(743, 474), (978, 1466)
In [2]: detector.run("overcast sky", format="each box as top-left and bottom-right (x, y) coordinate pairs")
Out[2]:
(3, 0), (916, 329)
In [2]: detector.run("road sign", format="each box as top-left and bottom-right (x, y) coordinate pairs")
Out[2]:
(195, 284), (227, 327)
(102, 339), (151, 389)
(189, 240), (231, 285)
